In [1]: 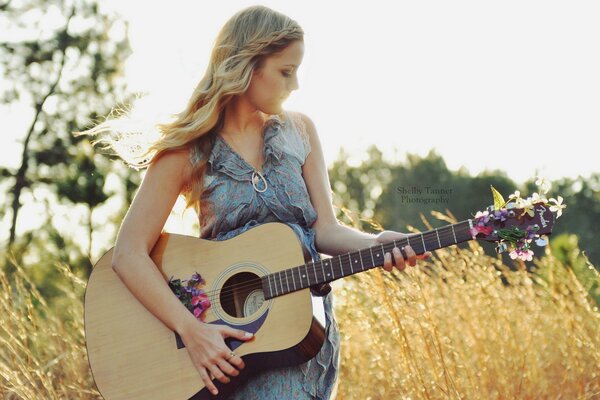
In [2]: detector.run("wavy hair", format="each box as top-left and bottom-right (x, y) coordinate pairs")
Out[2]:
(75, 5), (303, 211)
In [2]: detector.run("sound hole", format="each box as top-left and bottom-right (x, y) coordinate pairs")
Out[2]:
(220, 272), (264, 318)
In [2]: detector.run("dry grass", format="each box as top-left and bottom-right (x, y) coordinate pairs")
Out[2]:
(0, 258), (101, 399)
(1, 236), (599, 399)
(334, 240), (600, 399)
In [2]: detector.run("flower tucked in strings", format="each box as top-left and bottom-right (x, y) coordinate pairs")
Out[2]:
(168, 272), (211, 321)
(471, 178), (566, 261)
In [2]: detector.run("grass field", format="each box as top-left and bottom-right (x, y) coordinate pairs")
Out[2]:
(1, 238), (599, 399)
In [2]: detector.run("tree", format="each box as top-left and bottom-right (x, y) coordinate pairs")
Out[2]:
(0, 0), (133, 263)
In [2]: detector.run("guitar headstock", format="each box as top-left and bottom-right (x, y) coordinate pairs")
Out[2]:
(469, 185), (566, 261)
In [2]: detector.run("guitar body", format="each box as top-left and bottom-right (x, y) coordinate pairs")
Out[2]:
(85, 223), (326, 400)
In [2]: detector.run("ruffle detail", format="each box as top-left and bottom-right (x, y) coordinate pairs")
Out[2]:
(208, 113), (285, 180)
(276, 183), (318, 227)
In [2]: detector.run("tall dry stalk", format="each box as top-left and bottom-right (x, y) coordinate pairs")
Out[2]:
(334, 214), (600, 399)
(1, 213), (598, 399)
(0, 258), (101, 400)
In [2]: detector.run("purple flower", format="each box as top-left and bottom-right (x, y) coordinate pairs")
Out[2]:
(191, 272), (204, 284)
(493, 209), (507, 222)
(169, 272), (211, 321)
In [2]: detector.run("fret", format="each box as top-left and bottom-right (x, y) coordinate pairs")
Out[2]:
(320, 260), (326, 282)
(331, 256), (344, 277)
(295, 267), (302, 290)
(278, 273), (285, 295)
(377, 245), (384, 262)
(311, 261), (318, 284)
(303, 263), (310, 286)
(435, 228), (442, 248)
(347, 252), (354, 274)
(275, 273), (282, 297)
(271, 274), (277, 297)
(421, 233), (427, 252)
(358, 250), (365, 270)
(325, 259), (334, 280)
(269, 274), (275, 297)
(291, 267), (297, 291)
(352, 254), (358, 271)
(451, 224), (458, 244)
(369, 247), (376, 268)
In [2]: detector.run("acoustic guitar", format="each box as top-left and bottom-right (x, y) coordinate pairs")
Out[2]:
(85, 202), (556, 399)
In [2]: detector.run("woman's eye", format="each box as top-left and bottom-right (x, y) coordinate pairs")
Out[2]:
(282, 71), (292, 77)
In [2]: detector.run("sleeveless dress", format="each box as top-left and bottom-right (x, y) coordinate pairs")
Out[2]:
(188, 110), (340, 400)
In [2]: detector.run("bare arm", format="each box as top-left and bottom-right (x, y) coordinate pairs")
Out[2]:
(111, 149), (252, 396)
(298, 112), (430, 271)
(111, 150), (197, 334)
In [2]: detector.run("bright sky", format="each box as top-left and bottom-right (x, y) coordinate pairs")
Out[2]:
(1, 1), (599, 256)
(107, 0), (600, 183)
(3, 0), (599, 184)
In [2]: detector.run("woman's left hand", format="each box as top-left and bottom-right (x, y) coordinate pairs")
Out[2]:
(372, 230), (432, 272)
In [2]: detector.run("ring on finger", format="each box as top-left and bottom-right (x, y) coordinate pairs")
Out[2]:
(226, 351), (236, 360)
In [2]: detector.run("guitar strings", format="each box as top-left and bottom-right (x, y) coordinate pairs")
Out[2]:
(202, 226), (471, 303)
(188, 226), (472, 307)
(203, 226), (470, 302)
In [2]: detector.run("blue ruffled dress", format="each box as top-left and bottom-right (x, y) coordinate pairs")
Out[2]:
(188, 110), (340, 400)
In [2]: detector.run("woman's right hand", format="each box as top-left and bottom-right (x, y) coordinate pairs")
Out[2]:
(179, 318), (255, 396)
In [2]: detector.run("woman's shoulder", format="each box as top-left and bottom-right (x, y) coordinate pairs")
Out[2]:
(151, 147), (195, 189)
(284, 110), (317, 141)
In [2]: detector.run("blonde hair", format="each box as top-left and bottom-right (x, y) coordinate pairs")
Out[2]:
(75, 5), (303, 211)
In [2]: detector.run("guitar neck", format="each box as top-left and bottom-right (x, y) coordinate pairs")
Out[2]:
(262, 219), (474, 299)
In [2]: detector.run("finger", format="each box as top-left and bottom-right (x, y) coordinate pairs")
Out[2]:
(198, 367), (219, 396)
(417, 251), (432, 260)
(208, 364), (230, 384)
(383, 252), (393, 271)
(217, 354), (240, 377)
(405, 245), (417, 267)
(222, 327), (254, 341)
(227, 351), (245, 370)
(393, 247), (406, 271)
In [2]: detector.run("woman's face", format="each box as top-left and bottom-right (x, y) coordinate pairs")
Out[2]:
(245, 40), (304, 114)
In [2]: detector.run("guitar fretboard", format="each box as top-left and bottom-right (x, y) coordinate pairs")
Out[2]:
(261, 220), (473, 299)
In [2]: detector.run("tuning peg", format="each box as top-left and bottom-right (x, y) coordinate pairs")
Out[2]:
(496, 242), (508, 253)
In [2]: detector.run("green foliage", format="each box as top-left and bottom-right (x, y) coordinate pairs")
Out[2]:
(0, 0), (136, 248)
(328, 146), (600, 275)
(545, 233), (600, 306)
(524, 175), (600, 265)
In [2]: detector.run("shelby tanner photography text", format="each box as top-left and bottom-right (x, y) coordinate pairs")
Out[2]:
(396, 186), (453, 204)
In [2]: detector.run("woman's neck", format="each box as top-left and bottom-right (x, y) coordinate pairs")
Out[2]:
(222, 97), (268, 138)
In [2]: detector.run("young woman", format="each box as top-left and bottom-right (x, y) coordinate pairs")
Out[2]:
(81, 5), (430, 399)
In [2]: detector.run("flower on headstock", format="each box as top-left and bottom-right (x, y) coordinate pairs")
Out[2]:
(535, 176), (551, 195)
(470, 210), (494, 237)
(549, 196), (566, 218)
(472, 179), (566, 261)
(509, 248), (534, 261)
